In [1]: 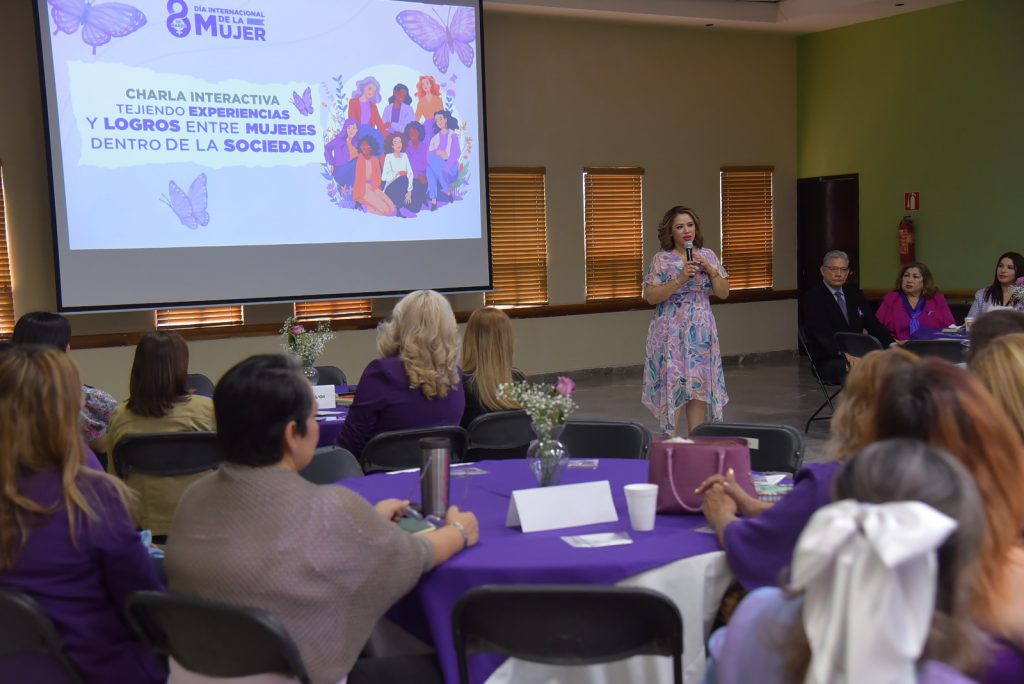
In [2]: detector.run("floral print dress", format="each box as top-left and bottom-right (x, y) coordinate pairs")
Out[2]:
(641, 249), (729, 434)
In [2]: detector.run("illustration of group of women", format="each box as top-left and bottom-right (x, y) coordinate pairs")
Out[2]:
(324, 75), (463, 217)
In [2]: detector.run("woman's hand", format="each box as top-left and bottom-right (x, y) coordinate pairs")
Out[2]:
(695, 469), (770, 518)
(374, 498), (410, 522)
(405, 192), (413, 204)
(701, 483), (738, 545)
(445, 506), (480, 548)
(681, 262), (699, 281)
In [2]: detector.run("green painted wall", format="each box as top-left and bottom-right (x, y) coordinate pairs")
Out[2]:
(798, 0), (1024, 291)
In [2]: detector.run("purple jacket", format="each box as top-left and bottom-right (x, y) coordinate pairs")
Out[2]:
(876, 291), (956, 341)
(336, 356), (465, 460)
(723, 461), (842, 590)
(0, 470), (166, 683)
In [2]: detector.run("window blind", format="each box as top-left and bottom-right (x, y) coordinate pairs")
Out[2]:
(155, 306), (244, 329)
(487, 167), (549, 307)
(0, 164), (14, 336)
(294, 299), (372, 321)
(583, 167), (644, 301)
(720, 167), (774, 290)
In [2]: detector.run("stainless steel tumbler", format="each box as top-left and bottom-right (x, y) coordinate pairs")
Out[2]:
(419, 436), (451, 520)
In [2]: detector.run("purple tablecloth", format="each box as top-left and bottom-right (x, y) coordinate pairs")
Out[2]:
(340, 459), (721, 684)
(315, 385), (353, 447)
(911, 327), (969, 341)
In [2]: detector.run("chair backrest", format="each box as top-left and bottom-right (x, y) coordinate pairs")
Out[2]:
(185, 373), (215, 397)
(452, 585), (683, 684)
(834, 331), (883, 357)
(112, 432), (223, 478)
(559, 420), (652, 460)
(691, 422), (804, 473)
(314, 365), (347, 386)
(0, 589), (84, 684)
(465, 410), (534, 460)
(361, 426), (468, 473)
(299, 448), (363, 484)
(126, 592), (311, 684)
(902, 339), (966, 364)
(798, 326), (829, 383)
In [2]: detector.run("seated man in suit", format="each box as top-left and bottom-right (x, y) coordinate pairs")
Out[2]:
(801, 250), (894, 384)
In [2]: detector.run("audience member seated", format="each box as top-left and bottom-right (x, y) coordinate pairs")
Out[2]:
(337, 290), (464, 462)
(105, 331), (216, 535)
(460, 306), (524, 429)
(967, 309), (1024, 364)
(706, 439), (986, 684)
(0, 346), (166, 683)
(12, 311), (117, 456)
(972, 332), (1024, 452)
(875, 261), (955, 340)
(870, 359), (1024, 678)
(801, 250), (894, 384)
(166, 354), (477, 684)
(967, 252), (1024, 319)
(698, 348), (916, 590)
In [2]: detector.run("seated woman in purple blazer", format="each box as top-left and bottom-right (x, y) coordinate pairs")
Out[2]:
(0, 346), (166, 683)
(876, 261), (956, 340)
(697, 347), (917, 590)
(337, 290), (464, 462)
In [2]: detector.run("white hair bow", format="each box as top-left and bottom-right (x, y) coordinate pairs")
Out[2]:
(789, 500), (958, 684)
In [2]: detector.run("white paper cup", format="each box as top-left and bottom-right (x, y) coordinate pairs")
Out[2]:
(624, 483), (658, 532)
(964, 317), (976, 331)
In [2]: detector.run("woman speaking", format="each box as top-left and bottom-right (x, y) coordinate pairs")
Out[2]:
(641, 205), (729, 436)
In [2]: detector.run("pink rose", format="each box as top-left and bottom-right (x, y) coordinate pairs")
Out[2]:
(290, 324), (305, 335)
(555, 376), (576, 397)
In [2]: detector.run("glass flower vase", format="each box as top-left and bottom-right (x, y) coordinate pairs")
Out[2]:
(301, 362), (319, 385)
(527, 424), (570, 487)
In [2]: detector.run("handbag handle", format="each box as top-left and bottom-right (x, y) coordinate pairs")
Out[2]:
(666, 447), (726, 513)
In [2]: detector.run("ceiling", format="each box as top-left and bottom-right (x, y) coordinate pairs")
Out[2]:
(483, 0), (963, 34)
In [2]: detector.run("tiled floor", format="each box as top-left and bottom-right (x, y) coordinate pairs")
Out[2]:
(568, 358), (833, 460)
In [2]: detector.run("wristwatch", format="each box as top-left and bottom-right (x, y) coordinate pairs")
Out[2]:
(450, 521), (469, 549)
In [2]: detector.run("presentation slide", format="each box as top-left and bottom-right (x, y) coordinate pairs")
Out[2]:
(35, 0), (491, 310)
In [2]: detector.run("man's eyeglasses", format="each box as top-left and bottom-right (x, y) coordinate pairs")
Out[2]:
(823, 266), (850, 274)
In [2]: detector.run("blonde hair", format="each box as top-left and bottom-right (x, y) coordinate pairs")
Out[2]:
(377, 290), (460, 399)
(463, 307), (519, 411)
(824, 347), (917, 460)
(0, 346), (132, 568)
(972, 333), (1024, 443)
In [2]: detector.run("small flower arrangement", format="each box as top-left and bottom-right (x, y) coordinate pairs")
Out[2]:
(498, 376), (578, 440)
(1012, 277), (1024, 303)
(280, 316), (335, 367)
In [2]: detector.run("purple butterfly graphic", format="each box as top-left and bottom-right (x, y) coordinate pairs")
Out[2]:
(160, 174), (209, 230)
(292, 86), (313, 116)
(396, 6), (475, 74)
(48, 0), (147, 55)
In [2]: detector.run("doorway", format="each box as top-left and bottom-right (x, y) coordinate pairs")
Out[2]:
(797, 174), (860, 297)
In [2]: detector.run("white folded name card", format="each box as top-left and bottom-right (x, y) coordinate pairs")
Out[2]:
(505, 480), (618, 533)
(312, 385), (335, 410)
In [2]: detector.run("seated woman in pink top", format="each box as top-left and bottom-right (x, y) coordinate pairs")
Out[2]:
(876, 261), (955, 340)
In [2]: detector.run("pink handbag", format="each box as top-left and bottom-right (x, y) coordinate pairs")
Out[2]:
(647, 437), (756, 513)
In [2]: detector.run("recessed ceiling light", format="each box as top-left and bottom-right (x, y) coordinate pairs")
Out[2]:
(705, 23), (714, 27)
(895, 2), (905, 5)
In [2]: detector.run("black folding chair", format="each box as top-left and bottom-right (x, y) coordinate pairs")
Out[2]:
(314, 365), (348, 386)
(299, 447), (363, 484)
(559, 420), (652, 460)
(0, 589), (84, 684)
(902, 339), (966, 364)
(465, 410), (534, 460)
(452, 585), (683, 684)
(185, 373), (215, 397)
(361, 426), (468, 473)
(691, 422), (804, 473)
(127, 591), (311, 684)
(798, 326), (841, 433)
(834, 331), (884, 358)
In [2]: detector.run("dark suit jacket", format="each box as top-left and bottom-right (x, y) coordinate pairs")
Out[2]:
(801, 281), (894, 362)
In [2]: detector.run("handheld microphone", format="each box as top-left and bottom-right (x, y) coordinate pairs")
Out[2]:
(684, 241), (694, 261)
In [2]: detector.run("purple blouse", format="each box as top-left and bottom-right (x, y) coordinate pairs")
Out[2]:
(407, 139), (429, 177)
(0, 469), (166, 683)
(336, 356), (465, 460)
(723, 461), (843, 590)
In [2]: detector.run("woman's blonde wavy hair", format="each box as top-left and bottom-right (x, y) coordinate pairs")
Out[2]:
(823, 347), (918, 460)
(971, 332), (1024, 443)
(0, 346), (133, 569)
(377, 290), (460, 399)
(462, 307), (519, 412)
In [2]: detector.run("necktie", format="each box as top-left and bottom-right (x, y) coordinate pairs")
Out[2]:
(835, 290), (849, 323)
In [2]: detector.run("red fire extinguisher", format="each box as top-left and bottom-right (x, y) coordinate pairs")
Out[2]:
(898, 216), (915, 264)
